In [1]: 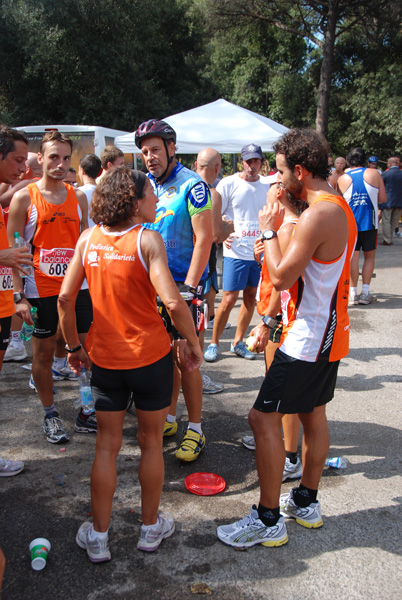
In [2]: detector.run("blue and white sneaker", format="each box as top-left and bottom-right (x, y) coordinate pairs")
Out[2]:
(230, 341), (256, 360)
(204, 343), (220, 363)
(52, 360), (77, 381)
(217, 505), (288, 548)
(29, 374), (56, 394)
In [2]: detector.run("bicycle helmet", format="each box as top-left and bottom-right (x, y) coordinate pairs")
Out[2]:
(135, 119), (176, 148)
(135, 119), (177, 183)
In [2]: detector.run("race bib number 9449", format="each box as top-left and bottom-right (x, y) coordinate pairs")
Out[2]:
(39, 248), (74, 277)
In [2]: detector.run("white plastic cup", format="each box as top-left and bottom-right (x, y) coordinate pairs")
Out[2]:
(29, 538), (51, 571)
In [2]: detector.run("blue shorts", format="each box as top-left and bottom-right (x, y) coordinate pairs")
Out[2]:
(204, 271), (219, 294)
(223, 257), (260, 291)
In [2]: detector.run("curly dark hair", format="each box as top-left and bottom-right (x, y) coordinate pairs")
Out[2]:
(90, 167), (148, 226)
(273, 128), (331, 180)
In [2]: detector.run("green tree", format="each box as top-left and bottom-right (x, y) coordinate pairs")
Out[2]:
(205, 19), (315, 128)
(0, 0), (215, 128)
(205, 0), (402, 139)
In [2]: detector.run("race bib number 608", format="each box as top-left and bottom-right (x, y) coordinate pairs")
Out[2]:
(39, 248), (74, 277)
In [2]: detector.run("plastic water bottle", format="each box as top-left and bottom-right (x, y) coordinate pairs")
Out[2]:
(325, 456), (348, 469)
(20, 307), (38, 341)
(78, 368), (94, 413)
(13, 232), (33, 276)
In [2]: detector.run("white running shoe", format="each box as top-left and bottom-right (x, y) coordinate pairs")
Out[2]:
(52, 360), (77, 381)
(202, 373), (224, 394)
(76, 522), (111, 563)
(0, 457), (24, 477)
(137, 512), (175, 552)
(282, 457), (303, 482)
(4, 344), (28, 362)
(217, 505), (288, 548)
(280, 488), (323, 528)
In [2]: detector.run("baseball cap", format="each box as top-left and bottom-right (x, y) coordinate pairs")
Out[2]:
(368, 155), (378, 163)
(241, 143), (263, 161)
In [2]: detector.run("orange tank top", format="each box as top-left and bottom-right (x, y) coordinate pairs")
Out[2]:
(256, 260), (274, 315)
(27, 183), (81, 297)
(0, 207), (14, 318)
(83, 224), (171, 369)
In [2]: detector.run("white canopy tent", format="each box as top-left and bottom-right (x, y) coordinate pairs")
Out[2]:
(115, 99), (288, 155)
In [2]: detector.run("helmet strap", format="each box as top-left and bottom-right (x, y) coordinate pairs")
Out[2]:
(155, 139), (174, 183)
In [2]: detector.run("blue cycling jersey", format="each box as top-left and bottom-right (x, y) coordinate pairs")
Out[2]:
(145, 163), (211, 282)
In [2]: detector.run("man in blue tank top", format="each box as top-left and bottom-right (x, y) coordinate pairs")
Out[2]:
(338, 147), (386, 305)
(135, 120), (212, 462)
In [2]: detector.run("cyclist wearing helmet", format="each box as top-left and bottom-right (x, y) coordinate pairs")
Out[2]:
(135, 119), (212, 462)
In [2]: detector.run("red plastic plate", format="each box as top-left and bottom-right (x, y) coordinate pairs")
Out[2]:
(185, 472), (226, 496)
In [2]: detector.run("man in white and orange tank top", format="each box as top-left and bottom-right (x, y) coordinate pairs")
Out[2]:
(8, 131), (92, 444)
(217, 129), (357, 550)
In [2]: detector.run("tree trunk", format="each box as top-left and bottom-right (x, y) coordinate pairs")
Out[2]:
(315, 0), (339, 139)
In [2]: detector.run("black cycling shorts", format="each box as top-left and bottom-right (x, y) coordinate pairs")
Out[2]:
(29, 289), (93, 338)
(91, 351), (173, 412)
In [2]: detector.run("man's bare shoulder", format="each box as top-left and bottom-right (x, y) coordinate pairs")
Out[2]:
(363, 168), (382, 187)
(11, 185), (32, 207)
(298, 195), (347, 229)
(74, 188), (87, 203)
(337, 172), (352, 194)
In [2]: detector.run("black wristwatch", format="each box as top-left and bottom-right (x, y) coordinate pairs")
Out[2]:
(262, 315), (277, 329)
(261, 230), (278, 241)
(13, 292), (26, 304)
(65, 343), (82, 353)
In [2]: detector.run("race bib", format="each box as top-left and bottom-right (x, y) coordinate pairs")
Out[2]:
(235, 220), (261, 248)
(39, 248), (74, 277)
(0, 266), (13, 291)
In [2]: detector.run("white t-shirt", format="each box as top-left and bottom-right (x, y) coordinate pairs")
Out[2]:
(217, 174), (269, 260)
(79, 183), (97, 227)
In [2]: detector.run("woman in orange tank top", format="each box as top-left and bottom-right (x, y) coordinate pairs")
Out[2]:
(58, 167), (203, 563)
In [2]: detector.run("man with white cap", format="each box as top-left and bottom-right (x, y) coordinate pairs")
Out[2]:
(204, 144), (270, 362)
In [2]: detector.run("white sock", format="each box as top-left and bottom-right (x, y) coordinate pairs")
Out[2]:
(362, 284), (370, 296)
(350, 287), (357, 297)
(53, 356), (66, 369)
(188, 422), (202, 435)
(166, 414), (176, 423)
(11, 331), (23, 349)
(89, 526), (108, 541)
(142, 518), (159, 530)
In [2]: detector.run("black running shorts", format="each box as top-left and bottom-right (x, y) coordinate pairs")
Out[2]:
(254, 349), (340, 414)
(355, 229), (378, 252)
(0, 316), (11, 351)
(91, 351), (173, 412)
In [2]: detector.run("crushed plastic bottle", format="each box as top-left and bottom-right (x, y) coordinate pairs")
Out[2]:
(20, 307), (38, 341)
(325, 456), (348, 469)
(13, 232), (33, 276)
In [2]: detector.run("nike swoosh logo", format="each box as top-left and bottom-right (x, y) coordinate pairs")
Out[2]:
(263, 400), (274, 404)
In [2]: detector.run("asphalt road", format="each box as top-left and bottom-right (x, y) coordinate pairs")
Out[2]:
(0, 233), (401, 600)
